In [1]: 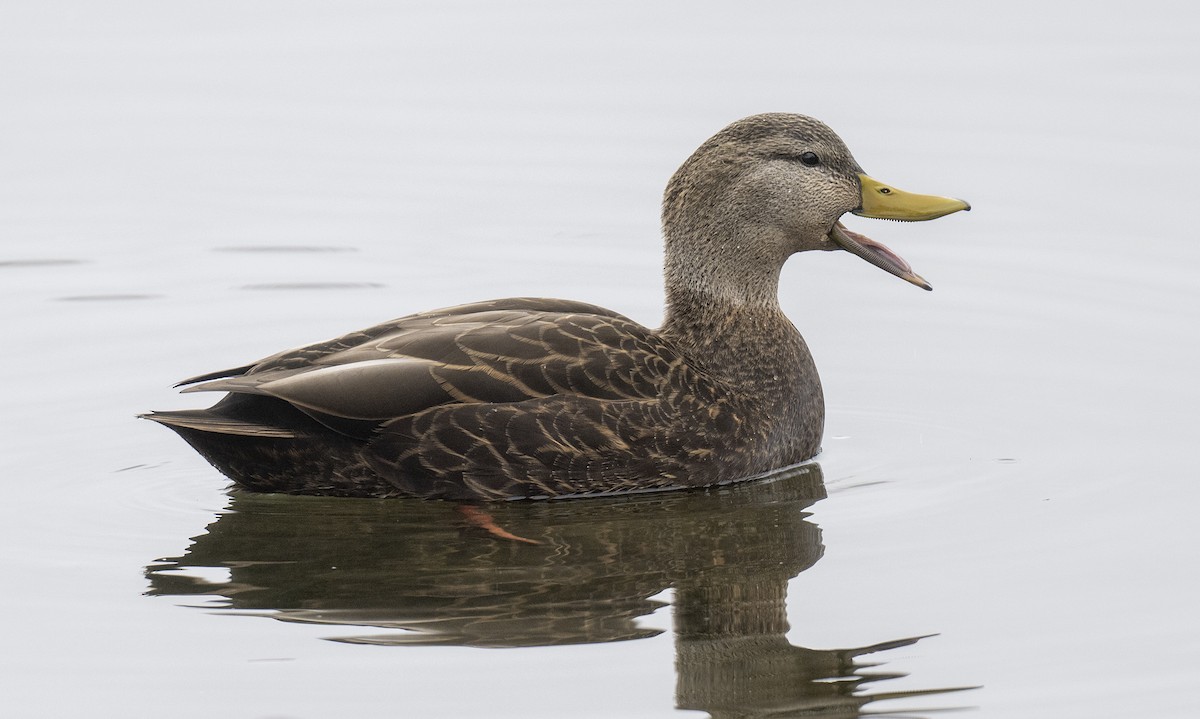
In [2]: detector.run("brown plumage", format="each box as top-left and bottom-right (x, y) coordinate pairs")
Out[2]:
(142, 113), (969, 499)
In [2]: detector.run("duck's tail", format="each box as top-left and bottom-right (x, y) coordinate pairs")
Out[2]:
(138, 409), (298, 438)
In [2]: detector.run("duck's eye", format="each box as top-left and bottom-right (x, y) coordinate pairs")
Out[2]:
(799, 151), (820, 166)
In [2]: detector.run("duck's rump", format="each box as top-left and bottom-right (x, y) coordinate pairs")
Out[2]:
(146, 394), (398, 497)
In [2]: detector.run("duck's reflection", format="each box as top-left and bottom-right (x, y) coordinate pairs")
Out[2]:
(147, 464), (969, 717)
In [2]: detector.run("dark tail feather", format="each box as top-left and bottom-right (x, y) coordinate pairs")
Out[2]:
(139, 409), (298, 438)
(173, 363), (257, 388)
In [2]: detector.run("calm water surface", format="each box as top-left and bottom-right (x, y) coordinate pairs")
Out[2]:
(3, 2), (1198, 718)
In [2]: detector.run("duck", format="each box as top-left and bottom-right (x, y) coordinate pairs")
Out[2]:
(142, 113), (969, 500)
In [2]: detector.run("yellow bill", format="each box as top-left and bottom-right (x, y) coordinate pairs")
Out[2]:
(829, 174), (970, 290)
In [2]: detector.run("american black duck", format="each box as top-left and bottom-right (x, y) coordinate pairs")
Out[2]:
(143, 113), (969, 500)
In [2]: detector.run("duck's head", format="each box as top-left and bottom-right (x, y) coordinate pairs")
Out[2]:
(663, 113), (969, 294)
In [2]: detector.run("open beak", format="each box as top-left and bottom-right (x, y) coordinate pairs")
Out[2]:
(829, 173), (970, 291)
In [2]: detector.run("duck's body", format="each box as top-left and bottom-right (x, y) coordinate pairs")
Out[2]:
(152, 295), (819, 499)
(144, 114), (968, 500)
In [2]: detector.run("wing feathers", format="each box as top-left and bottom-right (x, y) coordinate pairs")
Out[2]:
(164, 298), (732, 496)
(253, 358), (454, 420)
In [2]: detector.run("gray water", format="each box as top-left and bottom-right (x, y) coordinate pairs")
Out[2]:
(3, 2), (1198, 717)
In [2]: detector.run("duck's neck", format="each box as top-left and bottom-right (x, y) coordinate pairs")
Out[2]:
(662, 218), (792, 305)
(660, 223), (801, 383)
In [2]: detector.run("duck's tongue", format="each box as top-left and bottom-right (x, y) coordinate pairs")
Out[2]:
(829, 221), (932, 291)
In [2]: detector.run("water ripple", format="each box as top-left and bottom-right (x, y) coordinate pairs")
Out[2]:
(1, 258), (87, 267)
(57, 293), (162, 302)
(240, 282), (384, 291)
(214, 246), (358, 253)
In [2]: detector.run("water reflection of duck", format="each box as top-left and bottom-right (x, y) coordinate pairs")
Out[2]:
(142, 113), (969, 499)
(147, 465), (971, 716)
